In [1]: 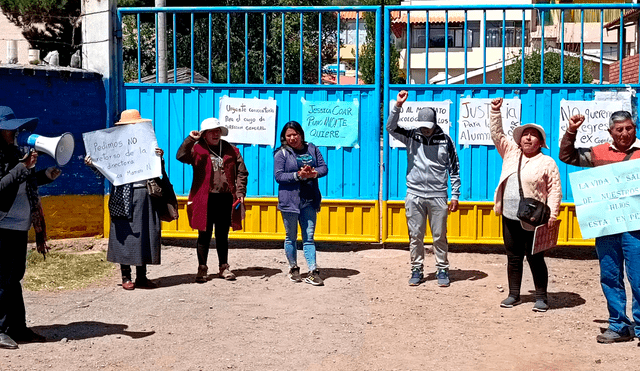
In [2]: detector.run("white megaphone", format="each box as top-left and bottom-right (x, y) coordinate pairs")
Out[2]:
(17, 132), (75, 167)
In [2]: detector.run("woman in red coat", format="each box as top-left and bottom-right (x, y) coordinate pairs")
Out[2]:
(176, 118), (248, 283)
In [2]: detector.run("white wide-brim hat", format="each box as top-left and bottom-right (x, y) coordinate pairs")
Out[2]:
(200, 117), (228, 136)
(512, 123), (548, 149)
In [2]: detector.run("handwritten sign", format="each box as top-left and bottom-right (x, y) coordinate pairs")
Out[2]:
(558, 99), (622, 149)
(301, 100), (359, 147)
(532, 220), (561, 254)
(458, 98), (521, 146)
(219, 97), (277, 146)
(594, 91), (633, 114)
(82, 121), (161, 186)
(569, 159), (640, 239)
(389, 101), (451, 148)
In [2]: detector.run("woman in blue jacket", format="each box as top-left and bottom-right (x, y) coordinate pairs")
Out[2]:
(274, 121), (328, 286)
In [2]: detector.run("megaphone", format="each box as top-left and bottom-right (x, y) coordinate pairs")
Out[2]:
(17, 132), (75, 167)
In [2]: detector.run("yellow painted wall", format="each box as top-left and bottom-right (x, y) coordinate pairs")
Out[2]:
(383, 201), (594, 246)
(38, 195), (593, 247)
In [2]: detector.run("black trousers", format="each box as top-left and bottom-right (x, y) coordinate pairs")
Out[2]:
(0, 229), (28, 333)
(502, 217), (548, 301)
(196, 193), (233, 267)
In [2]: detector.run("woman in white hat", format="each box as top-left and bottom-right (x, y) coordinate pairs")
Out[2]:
(176, 117), (248, 283)
(489, 98), (562, 312)
(85, 109), (165, 290)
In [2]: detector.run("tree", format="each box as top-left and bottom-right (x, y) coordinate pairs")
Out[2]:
(504, 50), (595, 84)
(121, 0), (337, 84)
(358, 0), (403, 85)
(0, 0), (81, 66)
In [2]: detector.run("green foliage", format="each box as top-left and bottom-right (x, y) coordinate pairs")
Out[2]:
(358, 0), (403, 85)
(0, 0), (81, 65)
(504, 50), (595, 84)
(122, 0), (337, 84)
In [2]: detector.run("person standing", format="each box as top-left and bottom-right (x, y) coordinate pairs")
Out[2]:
(0, 106), (61, 349)
(560, 110), (640, 344)
(85, 109), (164, 291)
(490, 98), (562, 312)
(177, 118), (248, 283)
(274, 121), (328, 286)
(386, 91), (461, 287)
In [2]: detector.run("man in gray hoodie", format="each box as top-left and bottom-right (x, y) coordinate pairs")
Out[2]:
(387, 90), (461, 287)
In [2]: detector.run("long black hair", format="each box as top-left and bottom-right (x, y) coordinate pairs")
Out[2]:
(275, 120), (306, 152)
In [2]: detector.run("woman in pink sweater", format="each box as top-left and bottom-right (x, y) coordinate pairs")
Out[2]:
(490, 98), (562, 312)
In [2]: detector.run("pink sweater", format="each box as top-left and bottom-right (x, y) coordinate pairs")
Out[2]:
(490, 109), (562, 218)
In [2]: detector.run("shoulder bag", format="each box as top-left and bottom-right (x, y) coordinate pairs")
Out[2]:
(516, 153), (551, 226)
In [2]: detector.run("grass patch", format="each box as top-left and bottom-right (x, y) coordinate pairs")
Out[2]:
(24, 250), (116, 291)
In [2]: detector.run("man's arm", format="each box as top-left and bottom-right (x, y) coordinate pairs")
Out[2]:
(559, 114), (594, 167)
(386, 90), (412, 146)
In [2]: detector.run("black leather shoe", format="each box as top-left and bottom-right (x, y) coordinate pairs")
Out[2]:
(135, 277), (158, 289)
(0, 333), (18, 349)
(7, 327), (46, 343)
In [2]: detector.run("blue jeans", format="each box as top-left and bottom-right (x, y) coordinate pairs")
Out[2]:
(281, 206), (317, 271)
(595, 231), (640, 337)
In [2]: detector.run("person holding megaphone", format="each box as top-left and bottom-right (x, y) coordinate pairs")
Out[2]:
(0, 106), (62, 349)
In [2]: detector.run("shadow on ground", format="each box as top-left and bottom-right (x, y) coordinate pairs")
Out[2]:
(33, 321), (155, 341)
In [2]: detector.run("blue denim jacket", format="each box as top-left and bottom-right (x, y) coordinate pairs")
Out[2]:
(274, 142), (328, 213)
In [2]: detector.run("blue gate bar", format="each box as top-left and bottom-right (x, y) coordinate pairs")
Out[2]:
(299, 13), (303, 85)
(561, 10), (565, 84)
(136, 14), (141, 83)
(245, 13), (249, 84)
(444, 11), (449, 84)
(580, 9), (584, 83)
(317, 13), (322, 84)
(190, 13), (194, 84)
(501, 10), (506, 84)
(405, 11), (410, 84)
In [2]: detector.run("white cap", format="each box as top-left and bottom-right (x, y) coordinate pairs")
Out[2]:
(200, 117), (228, 136)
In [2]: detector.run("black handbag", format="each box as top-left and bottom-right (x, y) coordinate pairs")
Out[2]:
(151, 162), (179, 222)
(516, 153), (550, 226)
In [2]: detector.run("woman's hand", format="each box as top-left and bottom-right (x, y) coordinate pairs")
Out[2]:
(491, 97), (503, 111)
(547, 217), (557, 228)
(45, 167), (62, 180)
(155, 148), (164, 158)
(298, 165), (317, 179)
(84, 154), (93, 167)
(189, 130), (201, 140)
(22, 150), (38, 169)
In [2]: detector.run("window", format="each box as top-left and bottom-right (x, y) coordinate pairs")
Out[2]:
(485, 21), (527, 47)
(410, 22), (480, 48)
(340, 21), (367, 45)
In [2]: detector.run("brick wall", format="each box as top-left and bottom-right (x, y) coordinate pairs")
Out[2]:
(609, 54), (640, 84)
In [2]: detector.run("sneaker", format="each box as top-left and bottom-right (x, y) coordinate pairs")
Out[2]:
(408, 269), (423, 286)
(596, 328), (634, 344)
(195, 265), (208, 283)
(532, 299), (549, 312)
(500, 296), (521, 308)
(304, 270), (324, 286)
(436, 268), (450, 287)
(288, 266), (302, 282)
(219, 264), (236, 280)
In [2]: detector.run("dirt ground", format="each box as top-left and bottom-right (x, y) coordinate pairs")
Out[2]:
(1, 237), (639, 371)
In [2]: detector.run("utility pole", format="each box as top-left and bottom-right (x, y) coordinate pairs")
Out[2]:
(156, 0), (167, 83)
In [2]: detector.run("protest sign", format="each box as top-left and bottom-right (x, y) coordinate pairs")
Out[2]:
(532, 220), (561, 255)
(558, 99), (622, 149)
(594, 90), (633, 114)
(82, 121), (162, 186)
(301, 99), (359, 147)
(389, 101), (451, 148)
(569, 159), (640, 239)
(458, 98), (521, 146)
(219, 97), (277, 146)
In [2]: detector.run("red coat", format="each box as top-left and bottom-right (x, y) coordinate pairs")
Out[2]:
(176, 137), (248, 231)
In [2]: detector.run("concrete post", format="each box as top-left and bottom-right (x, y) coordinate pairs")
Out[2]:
(156, 0), (167, 83)
(82, 0), (118, 125)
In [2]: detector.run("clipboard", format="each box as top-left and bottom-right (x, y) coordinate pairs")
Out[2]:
(532, 220), (562, 255)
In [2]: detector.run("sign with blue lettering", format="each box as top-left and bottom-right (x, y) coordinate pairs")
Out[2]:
(569, 159), (640, 239)
(558, 99), (622, 149)
(389, 100), (452, 148)
(82, 121), (162, 186)
(301, 99), (359, 147)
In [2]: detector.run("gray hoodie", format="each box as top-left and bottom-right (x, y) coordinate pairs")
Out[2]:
(387, 105), (461, 200)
